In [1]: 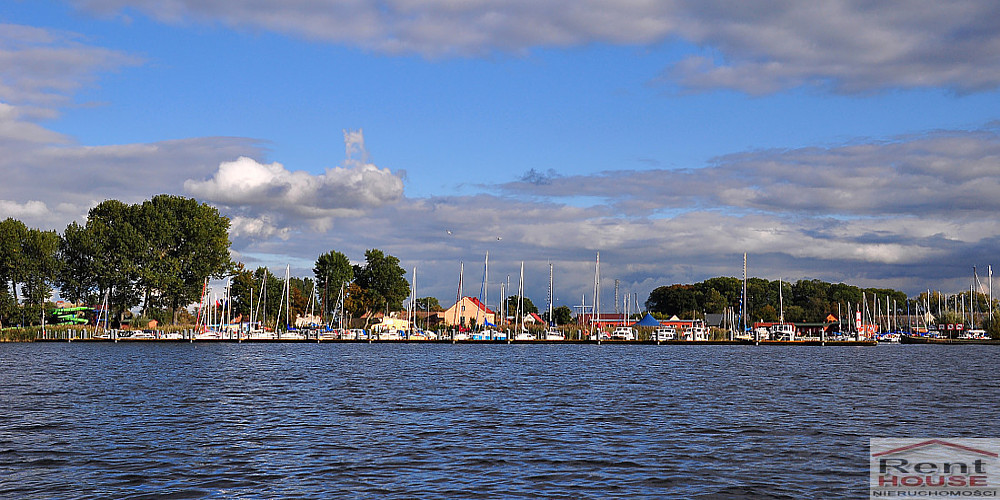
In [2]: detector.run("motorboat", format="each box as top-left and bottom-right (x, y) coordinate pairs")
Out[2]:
(651, 325), (676, 341)
(770, 323), (796, 341)
(610, 326), (635, 341)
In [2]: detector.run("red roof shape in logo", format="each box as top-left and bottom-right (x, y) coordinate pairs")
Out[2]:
(873, 439), (999, 458)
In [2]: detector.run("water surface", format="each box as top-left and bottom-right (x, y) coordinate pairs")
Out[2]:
(1, 343), (995, 498)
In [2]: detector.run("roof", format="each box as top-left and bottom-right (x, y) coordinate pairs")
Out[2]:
(466, 296), (495, 315)
(705, 313), (724, 326)
(633, 313), (660, 326)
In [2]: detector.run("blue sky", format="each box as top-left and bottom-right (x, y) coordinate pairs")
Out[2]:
(4, 1), (1000, 310)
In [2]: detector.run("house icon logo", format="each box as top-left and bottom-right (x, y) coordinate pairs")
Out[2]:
(870, 438), (1000, 498)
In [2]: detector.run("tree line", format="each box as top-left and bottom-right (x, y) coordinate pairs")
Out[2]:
(0, 195), (415, 330)
(645, 276), (996, 328)
(2, 195), (231, 329)
(646, 277), (906, 323)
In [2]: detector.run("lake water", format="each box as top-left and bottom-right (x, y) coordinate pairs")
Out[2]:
(1, 343), (996, 498)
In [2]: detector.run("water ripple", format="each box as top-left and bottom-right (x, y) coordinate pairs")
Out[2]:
(0, 343), (994, 498)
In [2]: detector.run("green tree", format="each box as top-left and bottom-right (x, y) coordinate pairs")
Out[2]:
(344, 282), (377, 320)
(313, 250), (354, 317)
(646, 284), (699, 317)
(289, 277), (314, 321)
(784, 305), (807, 322)
(0, 287), (15, 329)
(829, 283), (863, 308)
(354, 249), (410, 315)
(228, 265), (286, 327)
(136, 195), (232, 324)
(414, 297), (442, 311)
(987, 315), (1000, 339)
(552, 305), (573, 325)
(85, 199), (147, 326)
(57, 222), (101, 305)
(228, 264), (255, 321)
(19, 228), (60, 310)
(0, 218), (29, 319)
(505, 295), (539, 316)
(746, 278), (771, 320)
(700, 277), (742, 306)
(256, 267), (285, 328)
(758, 304), (779, 322)
(700, 287), (728, 314)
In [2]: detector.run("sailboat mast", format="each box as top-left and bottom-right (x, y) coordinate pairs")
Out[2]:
(499, 282), (505, 326)
(742, 252), (748, 340)
(887, 298), (891, 333)
(893, 299), (897, 333)
(226, 277), (232, 330)
(285, 264), (290, 332)
(484, 252), (489, 329)
(474, 252), (487, 332)
(455, 261), (464, 327)
(506, 275), (512, 327)
(518, 261), (525, 333)
(339, 283), (344, 331)
(548, 263), (554, 327)
(593, 251), (600, 336)
(862, 292), (868, 339)
(779, 277), (784, 324)
(625, 293), (630, 325)
(410, 266), (416, 335)
(990, 265), (994, 326)
(261, 272), (267, 332)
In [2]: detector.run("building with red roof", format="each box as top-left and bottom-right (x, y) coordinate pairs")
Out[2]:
(444, 296), (497, 327)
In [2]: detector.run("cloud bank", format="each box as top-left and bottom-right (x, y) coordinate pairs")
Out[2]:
(5, 9), (1000, 305)
(220, 127), (1000, 307)
(71, 1), (1000, 93)
(0, 23), (140, 108)
(501, 128), (1000, 217)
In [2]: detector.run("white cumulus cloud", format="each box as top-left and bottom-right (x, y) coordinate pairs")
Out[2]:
(0, 199), (50, 219)
(184, 130), (405, 237)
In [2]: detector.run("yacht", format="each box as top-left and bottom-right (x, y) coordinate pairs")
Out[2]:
(543, 328), (565, 341)
(514, 329), (536, 341)
(770, 323), (796, 341)
(681, 321), (709, 341)
(610, 326), (635, 341)
(651, 325), (676, 341)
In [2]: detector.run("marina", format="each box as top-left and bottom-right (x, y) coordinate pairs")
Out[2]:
(30, 334), (880, 346)
(4, 3), (1000, 498)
